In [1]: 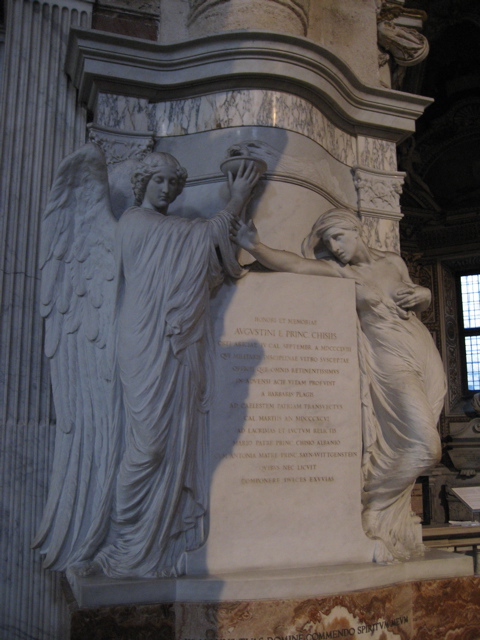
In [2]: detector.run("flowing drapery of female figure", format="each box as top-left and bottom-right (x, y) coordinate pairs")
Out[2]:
(232, 209), (446, 562)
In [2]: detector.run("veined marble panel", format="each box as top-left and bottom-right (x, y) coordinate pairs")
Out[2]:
(95, 90), (357, 166)
(95, 94), (151, 132)
(358, 136), (397, 172)
(361, 215), (401, 254)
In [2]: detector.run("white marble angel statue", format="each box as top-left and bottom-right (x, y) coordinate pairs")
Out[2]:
(33, 143), (260, 578)
(231, 209), (446, 563)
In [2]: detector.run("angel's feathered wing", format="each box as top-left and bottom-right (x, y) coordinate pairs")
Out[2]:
(33, 143), (122, 570)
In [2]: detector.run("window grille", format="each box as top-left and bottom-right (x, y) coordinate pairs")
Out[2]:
(459, 273), (480, 392)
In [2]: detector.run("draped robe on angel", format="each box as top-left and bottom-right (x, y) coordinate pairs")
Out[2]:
(92, 207), (242, 578)
(32, 143), (244, 577)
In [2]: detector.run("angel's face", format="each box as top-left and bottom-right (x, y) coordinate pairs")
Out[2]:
(142, 166), (180, 213)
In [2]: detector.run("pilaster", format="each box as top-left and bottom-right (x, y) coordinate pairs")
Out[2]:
(0, 3), (92, 638)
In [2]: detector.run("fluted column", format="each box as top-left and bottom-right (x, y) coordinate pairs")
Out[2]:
(187, 0), (310, 37)
(0, 2), (92, 638)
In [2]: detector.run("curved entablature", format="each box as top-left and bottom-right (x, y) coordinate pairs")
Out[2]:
(66, 28), (431, 143)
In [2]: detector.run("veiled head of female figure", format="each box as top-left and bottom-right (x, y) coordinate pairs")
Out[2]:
(132, 153), (188, 207)
(301, 208), (363, 263)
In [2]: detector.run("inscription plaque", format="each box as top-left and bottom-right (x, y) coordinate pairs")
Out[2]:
(186, 273), (374, 575)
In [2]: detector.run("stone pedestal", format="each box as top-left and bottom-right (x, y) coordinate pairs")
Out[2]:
(69, 558), (478, 640)
(67, 549), (472, 609)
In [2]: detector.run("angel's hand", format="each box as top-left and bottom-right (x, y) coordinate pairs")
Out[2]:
(230, 217), (260, 251)
(227, 161), (261, 206)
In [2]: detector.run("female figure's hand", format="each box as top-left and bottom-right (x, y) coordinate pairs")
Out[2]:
(230, 217), (260, 251)
(395, 284), (431, 313)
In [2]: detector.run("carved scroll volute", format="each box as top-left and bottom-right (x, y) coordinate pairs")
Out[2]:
(188, 0), (310, 38)
(376, 0), (429, 89)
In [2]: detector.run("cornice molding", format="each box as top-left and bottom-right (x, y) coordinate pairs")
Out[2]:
(66, 28), (431, 142)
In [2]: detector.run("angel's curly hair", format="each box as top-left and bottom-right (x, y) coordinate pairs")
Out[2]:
(132, 152), (188, 205)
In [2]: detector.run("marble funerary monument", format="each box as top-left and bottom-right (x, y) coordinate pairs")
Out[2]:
(0, 1), (476, 639)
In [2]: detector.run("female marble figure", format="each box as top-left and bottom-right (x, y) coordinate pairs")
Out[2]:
(33, 144), (259, 577)
(232, 210), (446, 562)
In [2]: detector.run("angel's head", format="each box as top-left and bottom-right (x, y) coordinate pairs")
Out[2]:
(132, 153), (188, 211)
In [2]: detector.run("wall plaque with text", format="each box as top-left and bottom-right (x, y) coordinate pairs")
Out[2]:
(186, 273), (374, 575)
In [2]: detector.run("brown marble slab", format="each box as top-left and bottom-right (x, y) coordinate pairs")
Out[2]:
(412, 576), (480, 640)
(71, 603), (175, 640)
(70, 576), (480, 640)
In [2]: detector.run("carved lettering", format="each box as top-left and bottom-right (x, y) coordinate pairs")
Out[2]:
(214, 305), (358, 491)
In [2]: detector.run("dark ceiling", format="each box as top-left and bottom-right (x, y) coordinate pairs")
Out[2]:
(399, 1), (480, 251)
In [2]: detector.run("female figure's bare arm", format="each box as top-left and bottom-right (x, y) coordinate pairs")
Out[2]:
(231, 218), (341, 278)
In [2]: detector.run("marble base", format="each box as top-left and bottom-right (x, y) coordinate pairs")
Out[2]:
(69, 566), (480, 640)
(67, 549), (472, 608)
